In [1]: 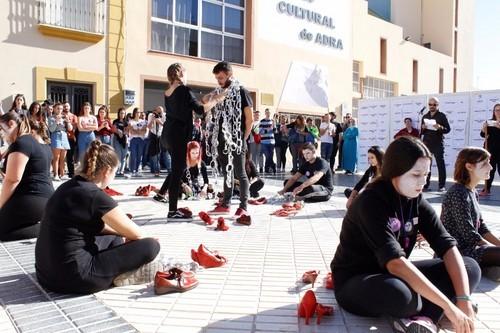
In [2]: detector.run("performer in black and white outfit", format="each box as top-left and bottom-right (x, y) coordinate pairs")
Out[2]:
(206, 62), (253, 217)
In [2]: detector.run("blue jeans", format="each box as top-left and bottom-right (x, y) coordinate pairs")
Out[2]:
(160, 149), (171, 172)
(129, 137), (145, 173)
(97, 134), (111, 145)
(150, 154), (161, 174)
(112, 136), (127, 174)
(77, 131), (96, 163)
(320, 142), (333, 161)
(260, 143), (275, 172)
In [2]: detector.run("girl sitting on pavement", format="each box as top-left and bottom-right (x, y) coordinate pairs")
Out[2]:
(441, 147), (500, 281)
(35, 140), (160, 294)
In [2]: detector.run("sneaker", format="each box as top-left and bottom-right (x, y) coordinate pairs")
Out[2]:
(52, 175), (61, 181)
(207, 205), (230, 215)
(391, 316), (437, 333)
(167, 210), (193, 222)
(153, 194), (168, 203)
(437, 187), (446, 192)
(60, 175), (70, 180)
(234, 207), (247, 217)
(113, 258), (163, 287)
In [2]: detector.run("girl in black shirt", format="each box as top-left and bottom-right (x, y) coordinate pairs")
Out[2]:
(344, 145), (384, 208)
(0, 112), (53, 241)
(35, 141), (160, 294)
(161, 63), (224, 221)
(332, 137), (480, 333)
(479, 103), (500, 196)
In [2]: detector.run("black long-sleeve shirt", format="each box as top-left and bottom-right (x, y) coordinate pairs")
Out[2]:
(480, 123), (500, 156)
(164, 85), (204, 125)
(353, 166), (376, 192)
(181, 161), (209, 187)
(332, 179), (456, 288)
(420, 110), (451, 149)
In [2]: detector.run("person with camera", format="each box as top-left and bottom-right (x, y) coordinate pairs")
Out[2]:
(147, 106), (166, 177)
(48, 102), (72, 181)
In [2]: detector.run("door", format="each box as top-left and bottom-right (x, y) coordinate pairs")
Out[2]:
(47, 81), (93, 115)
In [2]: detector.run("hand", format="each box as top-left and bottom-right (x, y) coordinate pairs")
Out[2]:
(346, 197), (353, 209)
(443, 303), (475, 333)
(433, 124), (440, 130)
(292, 186), (303, 196)
(421, 124), (427, 130)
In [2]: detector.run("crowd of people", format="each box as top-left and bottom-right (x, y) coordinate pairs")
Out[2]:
(0, 63), (499, 333)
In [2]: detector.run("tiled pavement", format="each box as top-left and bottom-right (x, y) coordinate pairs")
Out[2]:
(0, 172), (499, 333)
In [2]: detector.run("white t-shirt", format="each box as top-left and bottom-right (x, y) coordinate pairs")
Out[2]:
(129, 119), (148, 139)
(320, 122), (335, 143)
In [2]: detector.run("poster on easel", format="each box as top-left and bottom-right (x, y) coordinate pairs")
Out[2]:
(469, 91), (500, 149)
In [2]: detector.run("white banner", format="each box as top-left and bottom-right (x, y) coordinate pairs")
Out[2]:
(390, 97), (427, 138)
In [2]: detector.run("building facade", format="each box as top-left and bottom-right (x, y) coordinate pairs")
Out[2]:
(0, 0), (474, 118)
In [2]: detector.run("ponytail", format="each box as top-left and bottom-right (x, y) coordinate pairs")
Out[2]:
(78, 140), (119, 181)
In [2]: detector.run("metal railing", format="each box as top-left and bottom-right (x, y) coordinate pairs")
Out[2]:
(38, 0), (106, 34)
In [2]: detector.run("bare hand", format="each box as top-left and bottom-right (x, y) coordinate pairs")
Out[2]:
(346, 197), (353, 209)
(421, 124), (427, 130)
(292, 186), (303, 196)
(444, 303), (475, 333)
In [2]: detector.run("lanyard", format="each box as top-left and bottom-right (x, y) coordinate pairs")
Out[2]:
(397, 197), (413, 249)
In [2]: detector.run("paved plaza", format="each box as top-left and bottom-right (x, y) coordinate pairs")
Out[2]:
(0, 172), (499, 333)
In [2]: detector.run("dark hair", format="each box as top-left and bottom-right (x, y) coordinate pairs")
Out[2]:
(454, 147), (490, 185)
(329, 111), (336, 119)
(28, 102), (41, 119)
(80, 102), (92, 116)
(491, 103), (500, 121)
(367, 145), (385, 176)
(404, 117), (413, 123)
(212, 61), (233, 74)
(78, 140), (119, 181)
(302, 142), (316, 152)
(29, 119), (50, 144)
(97, 105), (110, 120)
(132, 107), (141, 119)
(10, 94), (27, 111)
(306, 117), (313, 123)
(0, 111), (31, 142)
(381, 136), (431, 180)
(42, 99), (54, 106)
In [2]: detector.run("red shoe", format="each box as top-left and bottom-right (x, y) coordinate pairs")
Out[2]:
(193, 244), (227, 268)
(256, 197), (267, 204)
(302, 270), (319, 288)
(236, 214), (252, 226)
(298, 290), (317, 325)
(154, 268), (199, 295)
(316, 304), (334, 324)
(325, 272), (334, 290)
(135, 186), (143, 196)
(234, 207), (247, 217)
(479, 189), (491, 197)
(293, 201), (304, 210)
(178, 207), (193, 218)
(208, 205), (230, 215)
(198, 211), (213, 225)
(104, 186), (123, 196)
(215, 217), (229, 231)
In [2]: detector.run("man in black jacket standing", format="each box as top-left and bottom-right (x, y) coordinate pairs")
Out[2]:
(421, 97), (451, 192)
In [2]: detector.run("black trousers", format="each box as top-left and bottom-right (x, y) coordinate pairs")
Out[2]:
(235, 178), (264, 198)
(37, 236), (160, 294)
(218, 138), (249, 210)
(485, 153), (500, 191)
(330, 139), (339, 170)
(426, 144), (446, 188)
(66, 138), (77, 177)
(164, 123), (189, 212)
(0, 194), (48, 241)
(334, 257), (481, 322)
(284, 180), (331, 202)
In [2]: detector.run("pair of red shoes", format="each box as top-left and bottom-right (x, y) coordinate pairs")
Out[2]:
(191, 244), (227, 268)
(248, 197), (267, 205)
(104, 186), (123, 196)
(298, 290), (334, 325)
(135, 185), (157, 196)
(302, 270), (334, 290)
(198, 212), (229, 231)
(154, 267), (199, 295)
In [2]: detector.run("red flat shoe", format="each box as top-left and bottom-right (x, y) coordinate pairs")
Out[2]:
(195, 244), (227, 268)
(198, 211), (213, 225)
(298, 290), (317, 325)
(236, 214), (252, 226)
(154, 268), (199, 295)
(256, 197), (267, 204)
(135, 186), (143, 196)
(316, 304), (334, 324)
(215, 217), (229, 231)
(325, 272), (334, 290)
(302, 270), (319, 288)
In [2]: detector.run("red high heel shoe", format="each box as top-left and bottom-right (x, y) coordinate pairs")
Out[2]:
(325, 272), (334, 290)
(315, 304), (334, 324)
(191, 244), (227, 268)
(302, 270), (319, 288)
(215, 217), (229, 231)
(154, 268), (199, 295)
(198, 211), (213, 225)
(298, 290), (317, 325)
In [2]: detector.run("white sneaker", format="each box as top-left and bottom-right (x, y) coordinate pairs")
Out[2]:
(52, 175), (61, 181)
(60, 175), (70, 180)
(391, 316), (438, 333)
(113, 258), (163, 287)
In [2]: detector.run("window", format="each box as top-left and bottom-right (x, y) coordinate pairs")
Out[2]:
(151, 0), (246, 64)
(380, 38), (387, 74)
(439, 68), (444, 93)
(353, 61), (360, 93)
(412, 60), (418, 93)
(362, 76), (395, 99)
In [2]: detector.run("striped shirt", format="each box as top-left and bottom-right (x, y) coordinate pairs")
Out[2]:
(259, 118), (275, 144)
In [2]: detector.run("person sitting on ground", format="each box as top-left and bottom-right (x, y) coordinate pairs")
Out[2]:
(441, 147), (500, 281)
(278, 143), (333, 202)
(234, 151), (264, 198)
(0, 112), (54, 241)
(332, 136), (480, 333)
(344, 146), (385, 208)
(394, 117), (420, 139)
(154, 141), (210, 203)
(35, 140), (160, 294)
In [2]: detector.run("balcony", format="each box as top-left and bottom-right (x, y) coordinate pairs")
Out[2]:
(38, 0), (106, 43)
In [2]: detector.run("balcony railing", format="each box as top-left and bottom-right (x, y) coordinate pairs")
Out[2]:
(38, 0), (106, 35)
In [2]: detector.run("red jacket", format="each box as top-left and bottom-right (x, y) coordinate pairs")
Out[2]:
(394, 127), (420, 139)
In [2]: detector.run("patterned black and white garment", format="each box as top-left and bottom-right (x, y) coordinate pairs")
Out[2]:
(440, 183), (491, 261)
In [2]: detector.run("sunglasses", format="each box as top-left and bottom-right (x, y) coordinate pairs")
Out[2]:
(428, 103), (437, 106)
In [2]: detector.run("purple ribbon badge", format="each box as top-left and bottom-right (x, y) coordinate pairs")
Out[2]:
(388, 217), (401, 233)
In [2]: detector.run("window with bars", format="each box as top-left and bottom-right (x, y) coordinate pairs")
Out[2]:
(353, 61), (360, 93)
(362, 76), (395, 99)
(151, 0), (245, 64)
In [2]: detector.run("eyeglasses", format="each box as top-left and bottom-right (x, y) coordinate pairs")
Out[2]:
(428, 103), (437, 106)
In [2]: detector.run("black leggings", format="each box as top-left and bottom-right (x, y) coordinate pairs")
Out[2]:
(479, 246), (500, 267)
(234, 178), (264, 198)
(334, 257), (481, 322)
(485, 153), (500, 191)
(37, 236), (160, 294)
(284, 180), (331, 202)
(164, 124), (188, 212)
(0, 194), (48, 241)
